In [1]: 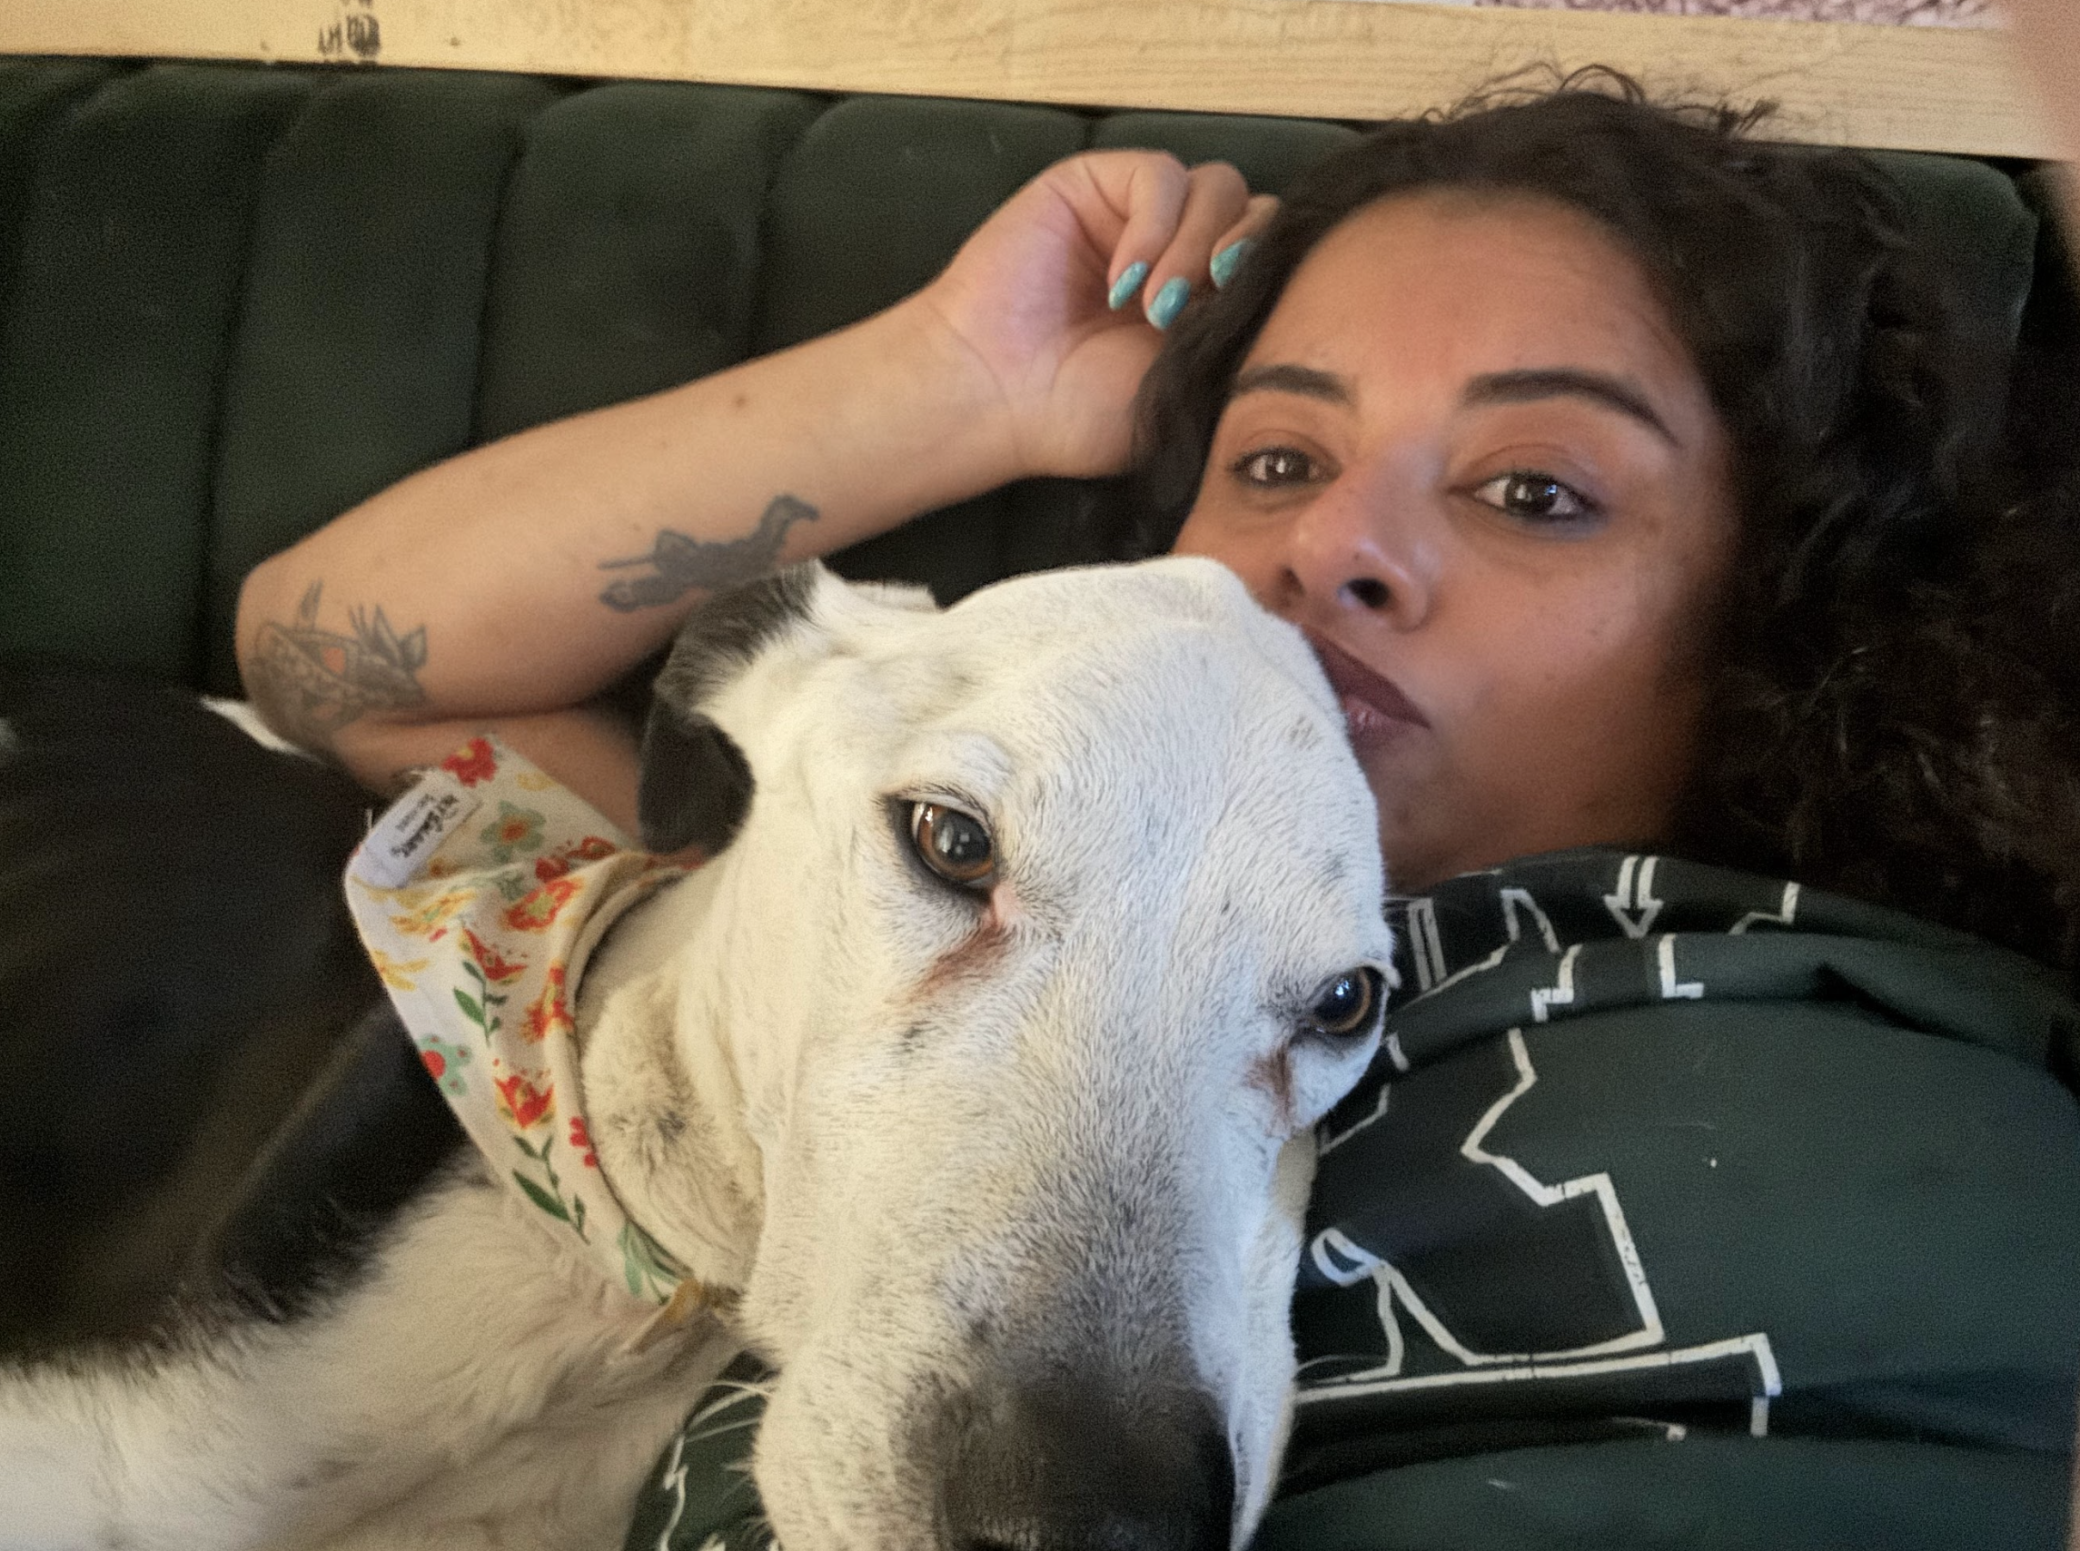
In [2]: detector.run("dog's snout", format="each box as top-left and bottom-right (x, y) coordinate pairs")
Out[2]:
(937, 1373), (1236, 1551)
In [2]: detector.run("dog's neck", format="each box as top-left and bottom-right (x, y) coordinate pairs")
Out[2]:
(576, 865), (765, 1296)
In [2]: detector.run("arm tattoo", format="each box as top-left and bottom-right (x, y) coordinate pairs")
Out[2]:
(247, 580), (429, 749)
(597, 493), (819, 613)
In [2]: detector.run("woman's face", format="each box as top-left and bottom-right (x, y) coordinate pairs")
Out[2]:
(1173, 191), (1735, 893)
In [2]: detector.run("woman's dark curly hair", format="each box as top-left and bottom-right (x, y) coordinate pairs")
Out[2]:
(1115, 74), (2080, 978)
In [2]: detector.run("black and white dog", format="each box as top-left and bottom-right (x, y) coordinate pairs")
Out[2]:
(0, 558), (1392, 1551)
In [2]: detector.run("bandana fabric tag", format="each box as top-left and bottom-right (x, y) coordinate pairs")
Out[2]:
(343, 737), (695, 1309)
(358, 772), (482, 889)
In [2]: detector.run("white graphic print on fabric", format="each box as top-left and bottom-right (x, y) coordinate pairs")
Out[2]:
(1300, 853), (1784, 1443)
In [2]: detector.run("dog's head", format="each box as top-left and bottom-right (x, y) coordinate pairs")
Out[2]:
(592, 557), (1391, 1550)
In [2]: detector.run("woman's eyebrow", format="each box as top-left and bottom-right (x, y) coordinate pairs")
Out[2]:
(1230, 363), (1352, 405)
(1462, 368), (1679, 445)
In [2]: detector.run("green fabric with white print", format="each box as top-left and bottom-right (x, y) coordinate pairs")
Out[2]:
(627, 847), (2080, 1550)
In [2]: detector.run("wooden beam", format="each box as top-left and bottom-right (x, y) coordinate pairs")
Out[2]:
(0, 0), (2051, 158)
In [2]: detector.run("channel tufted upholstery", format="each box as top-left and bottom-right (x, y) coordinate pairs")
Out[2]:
(0, 56), (2051, 699)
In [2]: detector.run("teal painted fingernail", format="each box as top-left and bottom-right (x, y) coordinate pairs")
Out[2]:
(1210, 238), (1254, 289)
(1107, 261), (1150, 311)
(1147, 276), (1190, 330)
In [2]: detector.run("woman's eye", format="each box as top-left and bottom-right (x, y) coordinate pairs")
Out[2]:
(1232, 447), (1317, 488)
(1470, 471), (1599, 524)
(909, 801), (996, 889)
(1301, 967), (1383, 1041)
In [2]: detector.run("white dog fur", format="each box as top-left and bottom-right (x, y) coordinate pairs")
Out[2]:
(0, 556), (1392, 1551)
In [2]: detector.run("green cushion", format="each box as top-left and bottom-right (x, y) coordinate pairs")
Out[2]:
(1868, 148), (2039, 468)
(475, 81), (825, 445)
(0, 64), (313, 682)
(0, 58), (115, 331)
(749, 94), (1087, 356)
(1869, 149), (2038, 351)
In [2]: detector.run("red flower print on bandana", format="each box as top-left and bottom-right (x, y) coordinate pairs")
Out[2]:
(503, 874), (580, 933)
(522, 964), (575, 1044)
(440, 737), (498, 787)
(494, 1071), (555, 1130)
(569, 1116), (599, 1169)
(460, 928), (527, 984)
(535, 835), (618, 883)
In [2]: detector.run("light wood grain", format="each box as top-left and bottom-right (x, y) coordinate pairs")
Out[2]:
(0, 0), (2053, 157)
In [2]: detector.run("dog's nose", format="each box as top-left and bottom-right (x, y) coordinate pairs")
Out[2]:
(938, 1373), (1235, 1551)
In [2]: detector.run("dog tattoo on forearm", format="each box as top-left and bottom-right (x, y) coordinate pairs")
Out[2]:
(597, 494), (820, 612)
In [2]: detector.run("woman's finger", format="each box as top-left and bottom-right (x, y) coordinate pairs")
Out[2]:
(1134, 161), (1255, 329)
(1091, 152), (1193, 316)
(1209, 194), (1281, 291)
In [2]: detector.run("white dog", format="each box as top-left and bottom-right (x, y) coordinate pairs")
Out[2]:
(0, 557), (1392, 1551)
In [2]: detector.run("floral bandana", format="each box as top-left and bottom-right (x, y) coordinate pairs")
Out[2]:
(344, 736), (697, 1315)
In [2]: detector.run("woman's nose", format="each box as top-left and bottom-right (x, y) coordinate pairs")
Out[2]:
(1272, 474), (1433, 629)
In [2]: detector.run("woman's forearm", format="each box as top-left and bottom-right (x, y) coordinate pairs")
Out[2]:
(235, 295), (1018, 775)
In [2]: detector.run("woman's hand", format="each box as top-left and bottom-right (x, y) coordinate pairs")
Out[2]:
(912, 150), (1277, 480)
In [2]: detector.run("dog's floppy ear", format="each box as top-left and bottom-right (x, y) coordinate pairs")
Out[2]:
(638, 564), (823, 856)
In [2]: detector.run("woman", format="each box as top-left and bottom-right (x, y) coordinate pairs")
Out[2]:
(237, 38), (2080, 1551)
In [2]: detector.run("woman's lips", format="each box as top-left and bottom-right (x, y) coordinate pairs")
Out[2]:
(1304, 631), (1429, 750)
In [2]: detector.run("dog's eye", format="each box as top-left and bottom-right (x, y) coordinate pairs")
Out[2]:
(1302, 967), (1383, 1040)
(909, 801), (996, 889)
